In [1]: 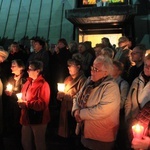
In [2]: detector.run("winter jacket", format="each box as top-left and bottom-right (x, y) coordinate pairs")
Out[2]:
(72, 76), (120, 142)
(125, 72), (150, 122)
(58, 72), (86, 137)
(115, 76), (129, 109)
(20, 75), (50, 125)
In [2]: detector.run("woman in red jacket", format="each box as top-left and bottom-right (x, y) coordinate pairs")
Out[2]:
(17, 60), (50, 150)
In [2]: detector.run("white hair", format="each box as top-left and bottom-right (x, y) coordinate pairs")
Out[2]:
(94, 55), (113, 75)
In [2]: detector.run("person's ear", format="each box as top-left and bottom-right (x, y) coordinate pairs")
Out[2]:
(77, 65), (80, 70)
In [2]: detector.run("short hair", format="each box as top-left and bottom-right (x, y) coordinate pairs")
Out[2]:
(12, 59), (25, 70)
(94, 55), (113, 74)
(58, 38), (68, 47)
(68, 53), (84, 70)
(34, 38), (45, 48)
(118, 36), (129, 44)
(10, 42), (20, 50)
(113, 60), (124, 72)
(95, 43), (105, 49)
(102, 37), (110, 43)
(101, 47), (114, 58)
(94, 44), (105, 57)
(29, 60), (43, 72)
(78, 42), (87, 49)
(134, 44), (147, 53)
(84, 41), (92, 49)
(68, 41), (78, 53)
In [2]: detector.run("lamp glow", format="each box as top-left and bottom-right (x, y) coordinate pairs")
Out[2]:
(6, 83), (13, 92)
(57, 83), (65, 92)
(132, 124), (144, 139)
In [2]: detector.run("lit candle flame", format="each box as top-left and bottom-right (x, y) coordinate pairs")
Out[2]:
(132, 124), (144, 139)
(16, 93), (22, 101)
(6, 83), (13, 92)
(57, 83), (65, 92)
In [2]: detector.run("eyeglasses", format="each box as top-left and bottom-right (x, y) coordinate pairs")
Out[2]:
(91, 66), (101, 72)
(27, 68), (35, 71)
(11, 65), (17, 68)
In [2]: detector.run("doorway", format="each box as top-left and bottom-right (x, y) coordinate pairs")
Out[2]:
(79, 33), (122, 48)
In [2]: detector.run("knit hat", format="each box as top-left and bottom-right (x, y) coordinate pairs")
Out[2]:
(0, 46), (9, 60)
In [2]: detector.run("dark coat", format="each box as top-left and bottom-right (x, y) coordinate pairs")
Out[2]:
(58, 72), (86, 138)
(3, 73), (27, 137)
(52, 47), (72, 83)
(27, 49), (50, 82)
(20, 75), (50, 125)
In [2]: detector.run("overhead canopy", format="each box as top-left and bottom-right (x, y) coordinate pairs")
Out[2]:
(65, 5), (137, 34)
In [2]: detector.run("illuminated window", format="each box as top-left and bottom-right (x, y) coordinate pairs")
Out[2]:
(83, 0), (96, 5)
(82, 0), (125, 6)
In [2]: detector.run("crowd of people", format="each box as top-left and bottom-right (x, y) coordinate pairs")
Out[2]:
(0, 36), (149, 150)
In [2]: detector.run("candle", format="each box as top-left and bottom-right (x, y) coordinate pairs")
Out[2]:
(132, 124), (144, 139)
(57, 83), (65, 92)
(6, 83), (13, 92)
(16, 93), (22, 102)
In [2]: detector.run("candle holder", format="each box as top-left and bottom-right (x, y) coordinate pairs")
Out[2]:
(132, 124), (144, 139)
(6, 83), (13, 92)
(16, 93), (22, 102)
(57, 83), (65, 92)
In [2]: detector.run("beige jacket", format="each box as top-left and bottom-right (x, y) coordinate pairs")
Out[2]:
(72, 76), (120, 142)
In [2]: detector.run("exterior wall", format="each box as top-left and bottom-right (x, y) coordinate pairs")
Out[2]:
(134, 15), (150, 48)
(132, 0), (150, 48)
(0, 0), (149, 48)
(0, 0), (75, 45)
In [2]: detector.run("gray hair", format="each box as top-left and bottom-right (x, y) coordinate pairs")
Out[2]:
(94, 55), (113, 74)
(101, 47), (114, 58)
(0, 46), (9, 60)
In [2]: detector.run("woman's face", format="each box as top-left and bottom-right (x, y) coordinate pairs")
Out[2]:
(68, 64), (80, 77)
(11, 61), (23, 75)
(27, 65), (39, 80)
(144, 59), (150, 76)
(91, 62), (108, 82)
(10, 44), (18, 53)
